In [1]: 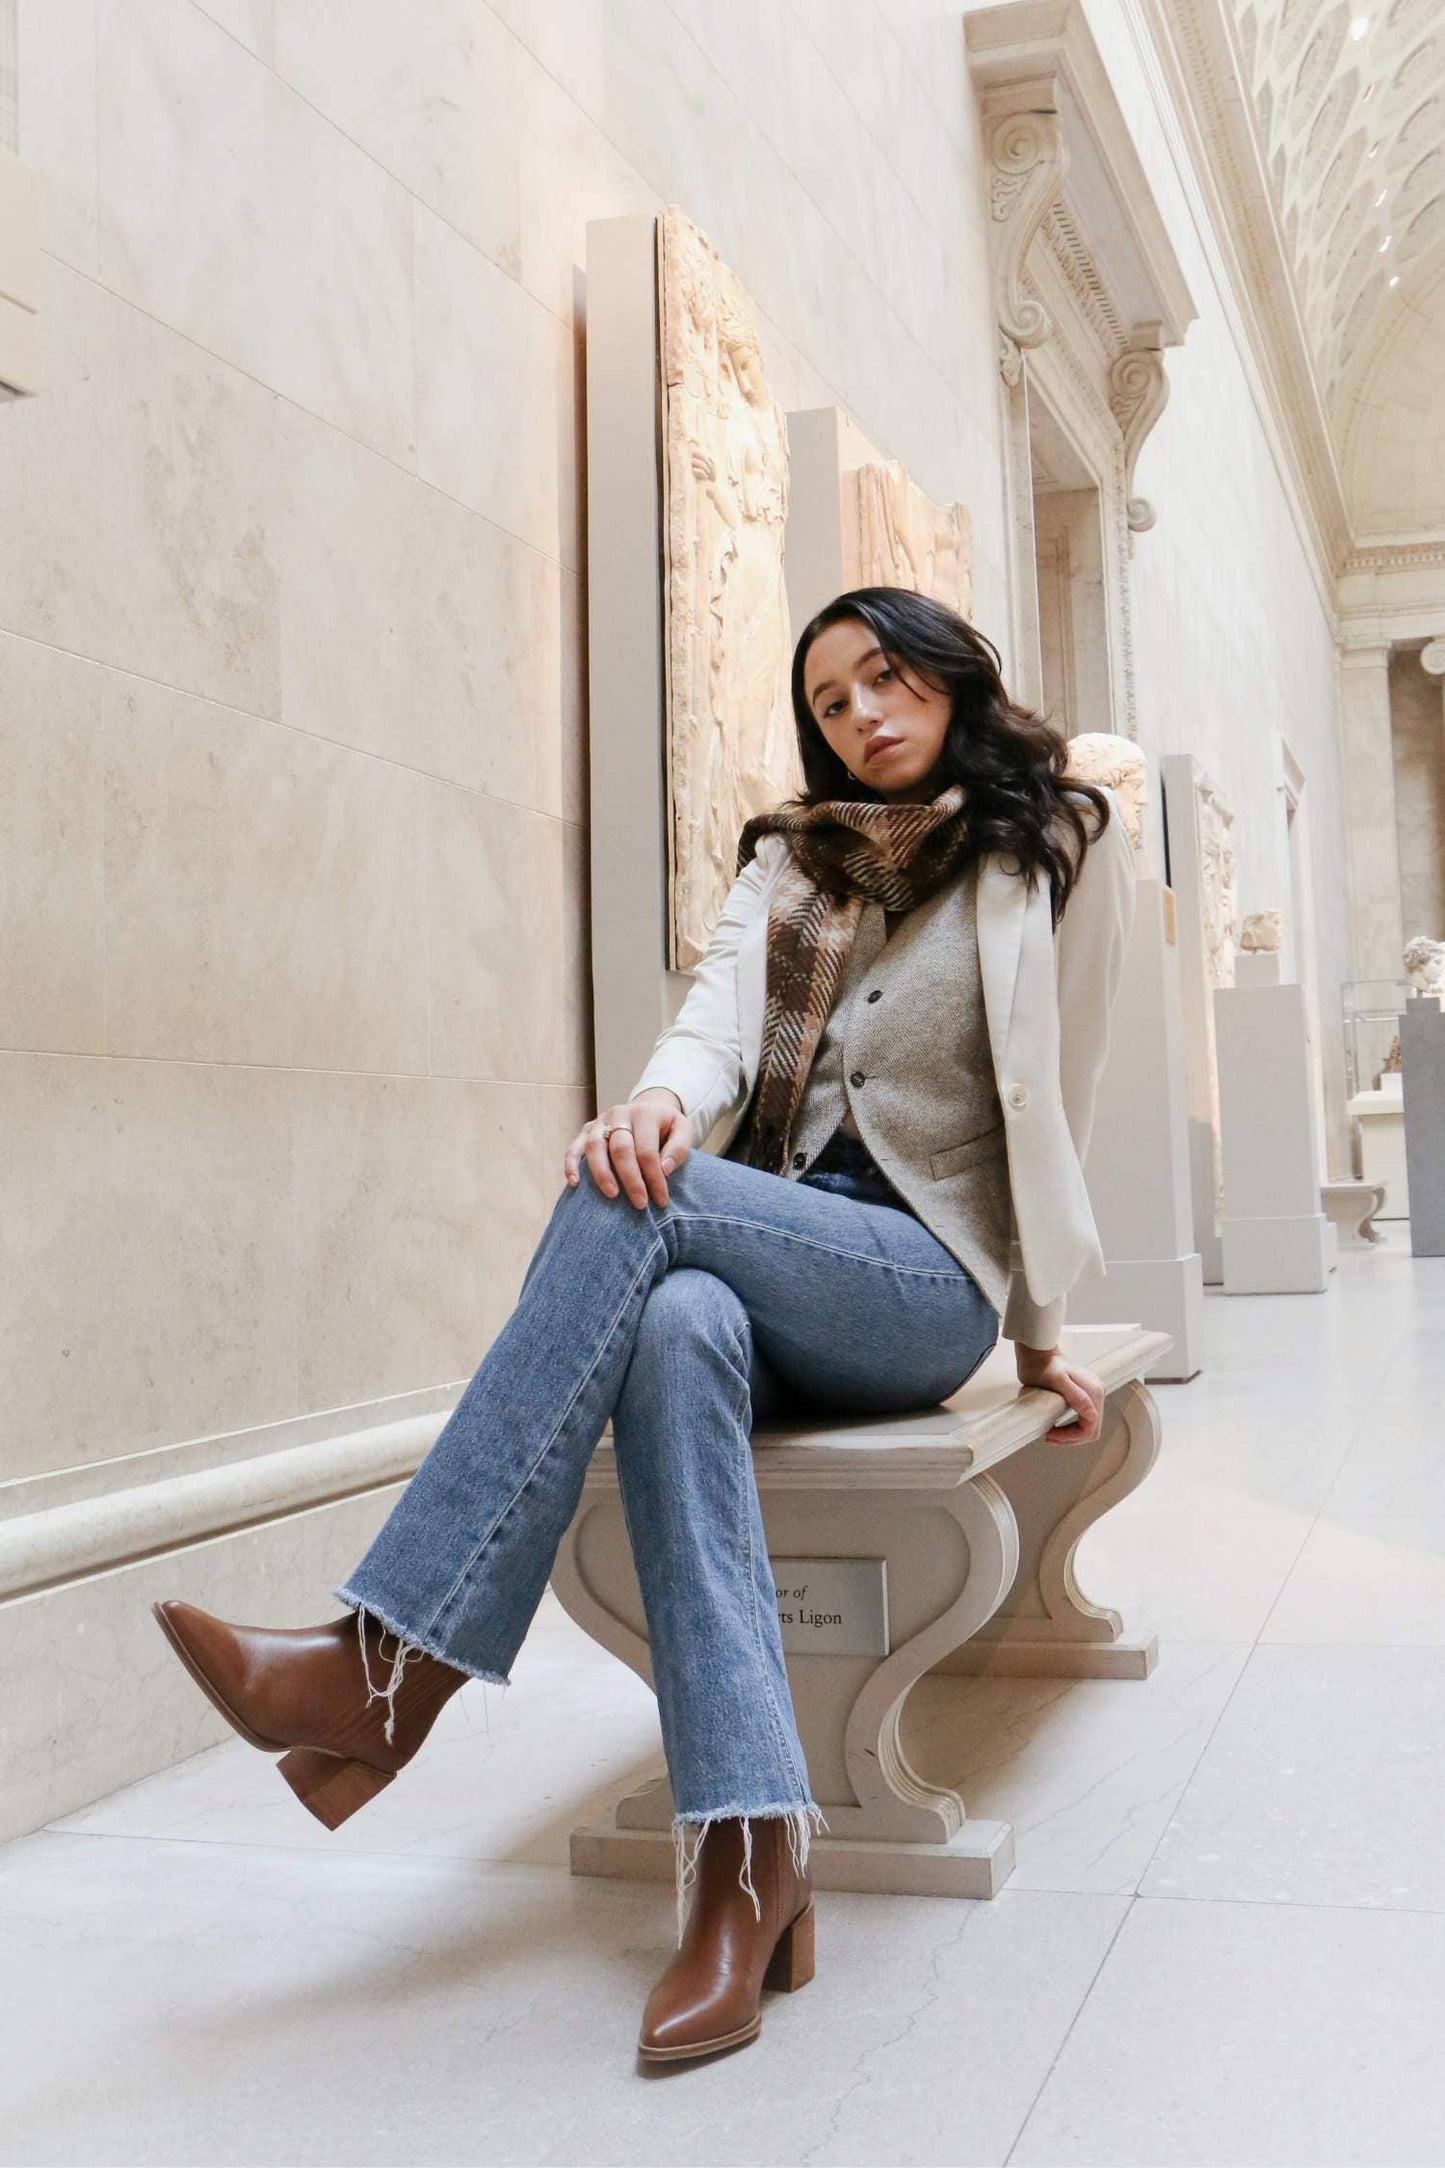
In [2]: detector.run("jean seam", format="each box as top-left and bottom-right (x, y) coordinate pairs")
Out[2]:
(421, 1221), (668, 1639)
(732, 1330), (812, 1806)
(665, 1207), (969, 1281)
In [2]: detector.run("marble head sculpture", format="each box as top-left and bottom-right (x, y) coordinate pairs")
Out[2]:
(1240, 911), (1283, 953)
(1403, 935), (1445, 998)
(1062, 733), (1148, 853)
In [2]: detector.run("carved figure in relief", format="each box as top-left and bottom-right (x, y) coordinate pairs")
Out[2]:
(843, 459), (973, 622)
(1404, 934), (1445, 998)
(660, 207), (799, 971)
(1062, 732), (1148, 852)
(1240, 910), (1283, 953)
(1195, 775), (1238, 992)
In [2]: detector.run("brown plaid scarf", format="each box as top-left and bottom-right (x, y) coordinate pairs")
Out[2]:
(728, 783), (972, 1174)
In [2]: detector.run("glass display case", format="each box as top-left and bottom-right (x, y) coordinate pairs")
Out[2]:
(1342, 979), (1410, 1101)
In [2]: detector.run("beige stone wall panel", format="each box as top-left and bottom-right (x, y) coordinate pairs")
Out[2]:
(97, 0), (415, 464)
(0, 261), (280, 714)
(425, 783), (589, 1089)
(0, 635), (105, 1053)
(101, 673), (430, 1074)
(0, 1052), (296, 1481)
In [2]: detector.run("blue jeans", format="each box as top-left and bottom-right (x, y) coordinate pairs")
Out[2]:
(338, 1138), (999, 1844)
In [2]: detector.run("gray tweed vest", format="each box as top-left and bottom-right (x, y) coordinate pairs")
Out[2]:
(783, 866), (1012, 1312)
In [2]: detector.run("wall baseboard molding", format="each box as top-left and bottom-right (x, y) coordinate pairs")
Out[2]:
(0, 1409), (450, 1602)
(0, 1479), (414, 1843)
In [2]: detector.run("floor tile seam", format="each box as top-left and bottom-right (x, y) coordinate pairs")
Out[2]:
(29, 1824), (578, 1880)
(1246, 1392), (1388, 1650)
(1129, 1886), (1445, 1922)
(1103, 1643), (1258, 1902)
(1001, 1893), (1137, 2167)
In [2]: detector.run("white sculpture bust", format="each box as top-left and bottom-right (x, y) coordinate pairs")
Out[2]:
(1240, 910), (1283, 953)
(1064, 733), (1148, 852)
(1403, 934), (1445, 998)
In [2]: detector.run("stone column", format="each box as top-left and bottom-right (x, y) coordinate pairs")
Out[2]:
(1419, 638), (1445, 718)
(1338, 643), (1405, 979)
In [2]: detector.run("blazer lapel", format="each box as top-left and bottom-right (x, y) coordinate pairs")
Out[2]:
(975, 853), (1028, 1076)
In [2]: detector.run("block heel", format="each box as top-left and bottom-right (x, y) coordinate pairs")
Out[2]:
(277, 1747), (395, 1829)
(763, 1901), (815, 1993)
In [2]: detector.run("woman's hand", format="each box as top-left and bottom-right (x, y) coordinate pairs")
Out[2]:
(564, 1089), (696, 1210)
(1013, 1342), (1106, 1445)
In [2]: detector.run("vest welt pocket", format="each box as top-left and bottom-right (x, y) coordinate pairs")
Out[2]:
(929, 1120), (1008, 1182)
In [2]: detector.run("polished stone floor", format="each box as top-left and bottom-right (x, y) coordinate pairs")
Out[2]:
(4, 1229), (1444, 2167)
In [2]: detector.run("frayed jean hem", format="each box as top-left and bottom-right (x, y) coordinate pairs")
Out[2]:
(333, 1586), (512, 1692)
(670, 1802), (828, 1946)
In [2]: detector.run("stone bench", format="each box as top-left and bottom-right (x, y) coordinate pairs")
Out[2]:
(1321, 1179), (1386, 1249)
(552, 1321), (1170, 1900)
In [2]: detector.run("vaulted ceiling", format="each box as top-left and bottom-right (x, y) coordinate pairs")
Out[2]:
(1227, 0), (1445, 545)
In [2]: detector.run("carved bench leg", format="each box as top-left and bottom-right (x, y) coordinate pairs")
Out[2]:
(939, 1379), (1161, 1679)
(555, 1468), (1027, 1897)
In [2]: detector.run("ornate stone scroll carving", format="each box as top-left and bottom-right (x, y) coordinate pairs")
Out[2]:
(1197, 773), (1239, 992)
(658, 207), (801, 972)
(1109, 326), (1169, 533)
(1241, 910), (1283, 952)
(983, 97), (1069, 383)
(842, 459), (974, 619)
(1063, 732), (1149, 852)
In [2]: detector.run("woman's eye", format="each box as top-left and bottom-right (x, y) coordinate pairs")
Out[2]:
(823, 700), (843, 718)
(876, 666), (895, 683)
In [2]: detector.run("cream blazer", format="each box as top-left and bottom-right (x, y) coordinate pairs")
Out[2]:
(629, 790), (1136, 1349)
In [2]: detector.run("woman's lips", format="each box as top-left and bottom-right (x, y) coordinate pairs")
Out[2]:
(864, 735), (902, 763)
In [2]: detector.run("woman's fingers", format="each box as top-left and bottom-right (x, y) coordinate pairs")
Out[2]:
(1046, 1366), (1104, 1446)
(609, 1111), (669, 1209)
(565, 1105), (676, 1207)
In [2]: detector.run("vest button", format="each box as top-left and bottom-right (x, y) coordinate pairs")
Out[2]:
(849, 1070), (866, 1088)
(1006, 1083), (1029, 1110)
(866, 989), (882, 1002)
(792, 1151), (807, 1169)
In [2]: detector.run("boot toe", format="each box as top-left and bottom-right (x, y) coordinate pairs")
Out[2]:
(152, 1599), (285, 1752)
(638, 1983), (761, 2062)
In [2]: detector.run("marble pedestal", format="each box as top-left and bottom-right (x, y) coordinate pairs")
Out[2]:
(554, 1324), (1169, 1900)
(1065, 880), (1204, 1380)
(1215, 984), (1330, 1295)
(1402, 999), (1445, 1256)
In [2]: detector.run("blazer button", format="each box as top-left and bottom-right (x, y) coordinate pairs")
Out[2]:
(792, 1151), (807, 1168)
(849, 1069), (866, 1088)
(866, 989), (882, 1003)
(1006, 1083), (1029, 1110)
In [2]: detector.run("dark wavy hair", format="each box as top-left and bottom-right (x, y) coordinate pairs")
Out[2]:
(787, 588), (1112, 922)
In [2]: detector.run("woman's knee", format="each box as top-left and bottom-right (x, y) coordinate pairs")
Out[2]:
(634, 1265), (749, 1352)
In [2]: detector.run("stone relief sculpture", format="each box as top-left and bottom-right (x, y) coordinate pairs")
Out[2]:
(1404, 934), (1445, 998)
(1062, 732), (1148, 853)
(658, 206), (801, 972)
(1196, 774), (1239, 993)
(1240, 910), (1283, 953)
(842, 459), (973, 621)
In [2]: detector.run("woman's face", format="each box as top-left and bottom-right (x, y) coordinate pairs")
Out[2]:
(802, 617), (952, 800)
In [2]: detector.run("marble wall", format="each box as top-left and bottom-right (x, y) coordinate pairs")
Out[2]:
(1, 0), (1357, 1828)
(1390, 647), (1445, 948)
(1060, 0), (1352, 1165)
(0, 0), (1012, 1828)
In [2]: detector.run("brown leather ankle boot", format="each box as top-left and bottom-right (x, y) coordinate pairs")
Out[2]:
(152, 1600), (467, 1829)
(638, 1815), (816, 2063)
